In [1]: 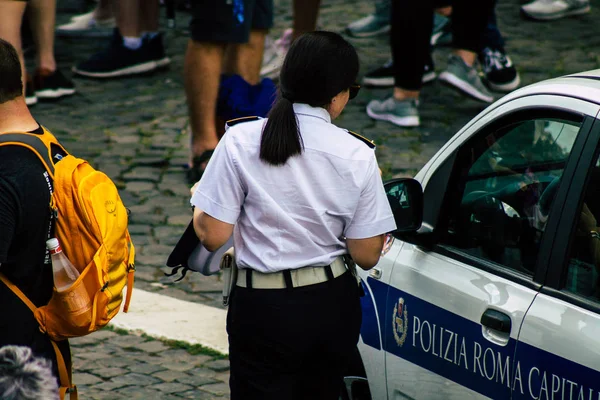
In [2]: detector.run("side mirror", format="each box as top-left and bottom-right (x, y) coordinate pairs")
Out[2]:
(384, 178), (423, 233)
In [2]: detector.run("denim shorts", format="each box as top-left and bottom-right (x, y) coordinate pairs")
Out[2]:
(190, 0), (274, 44)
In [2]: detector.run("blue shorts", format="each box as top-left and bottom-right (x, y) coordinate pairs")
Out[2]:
(190, 0), (274, 44)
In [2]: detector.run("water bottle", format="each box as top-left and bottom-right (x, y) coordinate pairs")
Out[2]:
(46, 238), (91, 315)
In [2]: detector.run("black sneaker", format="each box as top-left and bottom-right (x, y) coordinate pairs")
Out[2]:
(142, 33), (170, 69)
(33, 68), (76, 99)
(480, 47), (521, 92)
(73, 29), (165, 78)
(25, 77), (37, 106)
(362, 59), (437, 87)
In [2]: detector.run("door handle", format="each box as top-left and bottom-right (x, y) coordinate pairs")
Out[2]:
(369, 267), (382, 279)
(480, 309), (511, 334)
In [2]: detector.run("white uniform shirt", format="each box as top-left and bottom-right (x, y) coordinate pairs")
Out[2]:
(191, 103), (397, 272)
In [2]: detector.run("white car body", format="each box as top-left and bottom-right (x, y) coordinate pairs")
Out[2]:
(355, 70), (600, 400)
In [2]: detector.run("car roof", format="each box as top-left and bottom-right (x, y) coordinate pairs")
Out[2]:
(495, 68), (600, 108)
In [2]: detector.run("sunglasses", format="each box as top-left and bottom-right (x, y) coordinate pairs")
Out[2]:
(349, 84), (361, 100)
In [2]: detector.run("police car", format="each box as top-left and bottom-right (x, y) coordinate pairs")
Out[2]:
(345, 70), (600, 400)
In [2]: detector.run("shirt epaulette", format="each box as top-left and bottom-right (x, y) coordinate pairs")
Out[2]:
(226, 116), (261, 130)
(346, 130), (376, 149)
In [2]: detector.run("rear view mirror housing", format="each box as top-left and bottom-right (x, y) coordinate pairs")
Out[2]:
(384, 178), (424, 233)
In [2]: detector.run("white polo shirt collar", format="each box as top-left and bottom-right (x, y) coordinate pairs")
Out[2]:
(293, 103), (331, 124)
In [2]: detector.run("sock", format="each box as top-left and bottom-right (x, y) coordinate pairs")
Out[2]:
(122, 36), (142, 50)
(142, 32), (159, 40)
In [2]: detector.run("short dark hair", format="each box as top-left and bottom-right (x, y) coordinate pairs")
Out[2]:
(260, 31), (359, 165)
(0, 346), (59, 400)
(0, 39), (23, 104)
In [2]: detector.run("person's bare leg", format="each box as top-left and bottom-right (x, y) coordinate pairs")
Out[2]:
(185, 40), (225, 165)
(454, 49), (476, 66)
(292, 0), (321, 40)
(139, 0), (159, 32)
(95, 0), (113, 20)
(393, 87), (420, 101)
(28, 0), (57, 72)
(116, 0), (141, 37)
(224, 30), (267, 85)
(435, 6), (452, 17)
(0, 2), (27, 91)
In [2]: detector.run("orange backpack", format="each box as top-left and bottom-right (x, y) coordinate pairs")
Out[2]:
(0, 127), (136, 399)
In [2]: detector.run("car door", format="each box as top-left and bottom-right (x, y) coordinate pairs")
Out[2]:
(513, 114), (600, 399)
(380, 97), (599, 400)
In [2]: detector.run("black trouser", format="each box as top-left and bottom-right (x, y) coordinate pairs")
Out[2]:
(392, 0), (496, 90)
(227, 271), (362, 400)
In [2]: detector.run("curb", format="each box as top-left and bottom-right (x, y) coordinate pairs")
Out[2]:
(109, 288), (229, 355)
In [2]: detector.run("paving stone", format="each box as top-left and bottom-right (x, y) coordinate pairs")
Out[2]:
(126, 181), (156, 193)
(151, 382), (194, 393)
(153, 369), (183, 382)
(75, 351), (114, 361)
(93, 380), (130, 391)
(178, 390), (220, 400)
(70, 335), (103, 347)
(167, 214), (193, 226)
(94, 367), (129, 379)
(199, 383), (230, 396)
(94, 357), (132, 369)
(128, 340), (170, 353)
(109, 372), (162, 386)
(109, 334), (149, 347)
(90, 330), (120, 340)
(204, 360), (230, 372)
(175, 374), (219, 387)
(114, 386), (168, 399)
(72, 372), (103, 385)
(127, 362), (166, 375)
(158, 361), (197, 372)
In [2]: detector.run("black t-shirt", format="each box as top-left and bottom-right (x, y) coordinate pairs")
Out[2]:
(0, 126), (70, 378)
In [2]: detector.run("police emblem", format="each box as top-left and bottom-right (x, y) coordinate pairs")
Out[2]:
(392, 298), (408, 346)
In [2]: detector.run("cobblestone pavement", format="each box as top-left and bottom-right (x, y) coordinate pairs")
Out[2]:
(36, 0), (600, 398)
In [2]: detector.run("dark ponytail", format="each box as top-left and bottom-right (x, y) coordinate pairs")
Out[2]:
(260, 96), (303, 166)
(259, 31), (359, 166)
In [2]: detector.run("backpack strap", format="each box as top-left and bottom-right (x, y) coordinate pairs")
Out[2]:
(0, 272), (78, 400)
(0, 132), (56, 178)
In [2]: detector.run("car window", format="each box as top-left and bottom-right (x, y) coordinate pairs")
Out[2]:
(443, 118), (581, 275)
(565, 155), (600, 301)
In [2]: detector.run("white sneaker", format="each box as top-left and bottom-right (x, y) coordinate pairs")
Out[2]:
(56, 11), (116, 37)
(260, 29), (293, 79)
(521, 0), (590, 20)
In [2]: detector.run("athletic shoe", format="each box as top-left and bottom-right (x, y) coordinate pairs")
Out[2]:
(142, 33), (171, 68)
(345, 2), (391, 38)
(56, 11), (115, 38)
(25, 77), (37, 106)
(33, 68), (76, 100)
(73, 29), (167, 78)
(362, 59), (436, 87)
(431, 13), (452, 47)
(480, 47), (520, 92)
(521, 0), (590, 20)
(260, 29), (292, 79)
(366, 97), (420, 127)
(439, 55), (494, 103)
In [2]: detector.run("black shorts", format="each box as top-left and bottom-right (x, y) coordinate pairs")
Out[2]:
(190, 0), (274, 44)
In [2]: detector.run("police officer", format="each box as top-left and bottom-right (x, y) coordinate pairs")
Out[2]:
(190, 31), (397, 400)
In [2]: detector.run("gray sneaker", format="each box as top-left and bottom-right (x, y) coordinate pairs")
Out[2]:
(345, 1), (390, 38)
(521, 0), (590, 20)
(366, 97), (420, 127)
(439, 55), (494, 103)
